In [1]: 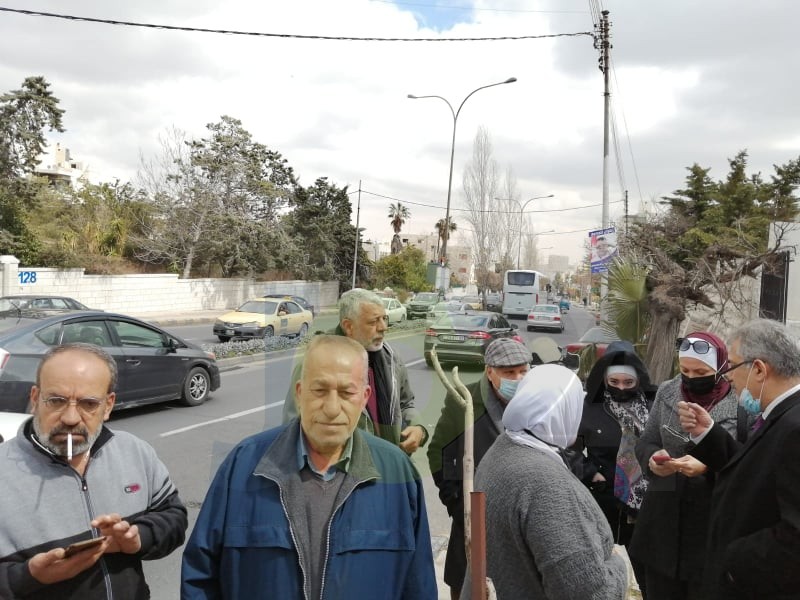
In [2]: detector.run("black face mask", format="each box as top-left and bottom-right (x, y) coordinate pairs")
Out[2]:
(606, 386), (639, 403)
(681, 373), (716, 395)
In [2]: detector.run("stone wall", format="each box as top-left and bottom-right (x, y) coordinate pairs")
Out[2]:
(0, 257), (340, 314)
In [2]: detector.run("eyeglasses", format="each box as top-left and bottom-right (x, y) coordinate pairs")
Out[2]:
(676, 338), (712, 354)
(42, 397), (104, 415)
(718, 360), (753, 380)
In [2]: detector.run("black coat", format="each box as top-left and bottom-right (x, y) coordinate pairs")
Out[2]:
(574, 340), (655, 544)
(427, 377), (504, 588)
(691, 390), (800, 600)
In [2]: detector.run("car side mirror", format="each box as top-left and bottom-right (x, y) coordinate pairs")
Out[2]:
(510, 323), (518, 329)
(166, 338), (179, 353)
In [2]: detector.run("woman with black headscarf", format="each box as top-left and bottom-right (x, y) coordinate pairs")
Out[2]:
(628, 331), (739, 600)
(574, 340), (656, 547)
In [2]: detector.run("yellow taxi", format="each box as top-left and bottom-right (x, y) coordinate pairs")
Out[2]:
(213, 298), (313, 342)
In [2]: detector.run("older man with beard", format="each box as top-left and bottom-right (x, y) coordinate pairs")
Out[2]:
(283, 288), (426, 454)
(0, 343), (188, 600)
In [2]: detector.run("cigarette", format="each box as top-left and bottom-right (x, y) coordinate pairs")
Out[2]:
(67, 433), (72, 461)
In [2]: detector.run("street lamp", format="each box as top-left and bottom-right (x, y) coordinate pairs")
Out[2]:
(408, 77), (517, 263)
(495, 194), (554, 268)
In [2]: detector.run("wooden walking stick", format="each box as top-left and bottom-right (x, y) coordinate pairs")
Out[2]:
(430, 346), (496, 599)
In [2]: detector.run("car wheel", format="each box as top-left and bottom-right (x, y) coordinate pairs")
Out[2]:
(400, 314), (406, 322)
(263, 325), (274, 338)
(217, 335), (231, 342)
(182, 367), (210, 407)
(298, 323), (309, 338)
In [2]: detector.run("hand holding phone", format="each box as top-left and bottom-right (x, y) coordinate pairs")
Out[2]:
(652, 453), (672, 465)
(63, 537), (106, 558)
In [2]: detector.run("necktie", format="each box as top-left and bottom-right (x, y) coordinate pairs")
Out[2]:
(751, 415), (765, 432)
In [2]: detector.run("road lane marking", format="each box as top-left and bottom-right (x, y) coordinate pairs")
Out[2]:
(405, 358), (426, 367)
(160, 401), (283, 437)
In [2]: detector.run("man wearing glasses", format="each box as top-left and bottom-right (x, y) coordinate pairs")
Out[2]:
(0, 343), (188, 600)
(679, 319), (800, 599)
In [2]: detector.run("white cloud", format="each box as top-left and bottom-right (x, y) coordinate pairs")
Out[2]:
(3, 0), (800, 266)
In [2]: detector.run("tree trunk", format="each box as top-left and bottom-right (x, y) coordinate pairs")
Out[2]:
(644, 309), (680, 385)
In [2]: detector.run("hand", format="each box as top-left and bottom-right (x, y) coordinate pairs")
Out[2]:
(678, 401), (713, 437)
(591, 473), (606, 483)
(28, 541), (109, 584)
(648, 450), (680, 477)
(399, 425), (425, 454)
(91, 514), (142, 555)
(671, 455), (708, 477)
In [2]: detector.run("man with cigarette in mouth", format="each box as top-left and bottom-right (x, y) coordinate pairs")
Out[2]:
(0, 343), (188, 599)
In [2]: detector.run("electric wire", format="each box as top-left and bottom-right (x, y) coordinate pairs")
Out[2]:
(0, 6), (593, 42)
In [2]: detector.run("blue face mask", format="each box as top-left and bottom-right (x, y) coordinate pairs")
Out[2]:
(738, 366), (763, 416)
(498, 378), (521, 401)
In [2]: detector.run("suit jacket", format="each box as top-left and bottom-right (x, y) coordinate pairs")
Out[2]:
(691, 391), (800, 600)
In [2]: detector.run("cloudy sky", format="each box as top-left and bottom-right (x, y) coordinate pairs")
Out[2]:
(2, 0), (798, 265)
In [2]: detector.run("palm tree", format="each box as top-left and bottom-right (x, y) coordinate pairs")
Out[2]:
(388, 202), (410, 234)
(434, 217), (457, 259)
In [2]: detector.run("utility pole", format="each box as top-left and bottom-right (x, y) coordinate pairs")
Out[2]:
(351, 180), (361, 289)
(624, 189), (629, 235)
(597, 10), (612, 307)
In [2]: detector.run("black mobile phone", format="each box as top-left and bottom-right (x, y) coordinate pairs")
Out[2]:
(63, 536), (106, 558)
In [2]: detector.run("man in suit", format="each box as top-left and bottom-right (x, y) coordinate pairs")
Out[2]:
(678, 318), (800, 599)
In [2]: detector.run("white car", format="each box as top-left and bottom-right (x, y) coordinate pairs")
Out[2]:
(0, 412), (31, 443)
(426, 301), (469, 325)
(527, 304), (564, 333)
(381, 298), (407, 325)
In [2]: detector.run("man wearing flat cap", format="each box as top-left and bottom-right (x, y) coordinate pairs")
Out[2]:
(427, 337), (532, 600)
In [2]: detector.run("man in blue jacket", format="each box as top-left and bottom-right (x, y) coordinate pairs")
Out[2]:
(181, 334), (437, 599)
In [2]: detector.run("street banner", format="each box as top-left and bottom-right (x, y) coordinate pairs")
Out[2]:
(589, 227), (617, 273)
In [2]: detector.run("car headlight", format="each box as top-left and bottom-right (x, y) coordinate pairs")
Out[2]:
(239, 321), (259, 327)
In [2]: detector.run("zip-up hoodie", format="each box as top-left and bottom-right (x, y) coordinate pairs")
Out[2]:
(0, 418), (188, 599)
(181, 421), (437, 599)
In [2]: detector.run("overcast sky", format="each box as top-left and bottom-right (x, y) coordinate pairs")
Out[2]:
(2, 0), (798, 265)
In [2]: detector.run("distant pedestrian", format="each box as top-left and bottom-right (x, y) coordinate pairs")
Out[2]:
(427, 338), (531, 600)
(583, 297), (588, 307)
(463, 364), (629, 600)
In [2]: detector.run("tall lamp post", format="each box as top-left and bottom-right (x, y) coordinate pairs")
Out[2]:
(495, 194), (554, 268)
(408, 77), (517, 263)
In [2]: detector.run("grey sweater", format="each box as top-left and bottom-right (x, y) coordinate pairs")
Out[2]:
(464, 434), (627, 600)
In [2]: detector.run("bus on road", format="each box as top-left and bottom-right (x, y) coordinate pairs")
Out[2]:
(502, 269), (545, 318)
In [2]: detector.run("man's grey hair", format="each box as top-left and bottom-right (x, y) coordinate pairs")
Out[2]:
(301, 335), (369, 385)
(729, 319), (800, 378)
(36, 343), (118, 393)
(339, 288), (383, 324)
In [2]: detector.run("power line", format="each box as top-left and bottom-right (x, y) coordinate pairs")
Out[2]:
(369, 0), (589, 15)
(0, 6), (593, 42)
(359, 189), (623, 214)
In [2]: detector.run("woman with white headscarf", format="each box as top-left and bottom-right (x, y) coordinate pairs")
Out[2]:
(464, 364), (628, 600)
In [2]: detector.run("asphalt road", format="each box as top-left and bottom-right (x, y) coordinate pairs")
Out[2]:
(107, 306), (596, 598)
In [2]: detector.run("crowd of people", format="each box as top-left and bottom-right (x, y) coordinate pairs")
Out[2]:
(0, 286), (798, 599)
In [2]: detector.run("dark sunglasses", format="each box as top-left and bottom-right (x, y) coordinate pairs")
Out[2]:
(676, 338), (712, 354)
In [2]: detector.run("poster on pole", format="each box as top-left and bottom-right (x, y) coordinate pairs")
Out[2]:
(589, 227), (617, 273)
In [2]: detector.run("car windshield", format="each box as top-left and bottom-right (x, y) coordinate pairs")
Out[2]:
(415, 293), (439, 302)
(0, 298), (29, 310)
(534, 305), (558, 313)
(381, 298), (392, 307)
(463, 296), (480, 303)
(237, 301), (277, 314)
(435, 314), (489, 329)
